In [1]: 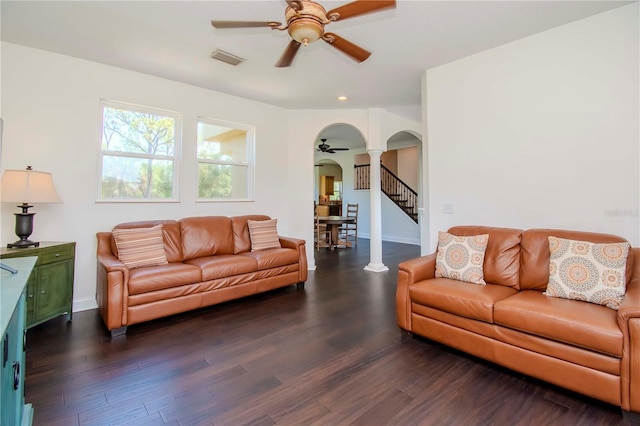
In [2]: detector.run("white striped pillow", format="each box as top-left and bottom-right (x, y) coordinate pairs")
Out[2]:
(112, 224), (168, 268)
(247, 219), (281, 252)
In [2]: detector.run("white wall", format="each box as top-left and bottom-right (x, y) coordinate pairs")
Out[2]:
(1, 42), (292, 311)
(424, 3), (639, 251)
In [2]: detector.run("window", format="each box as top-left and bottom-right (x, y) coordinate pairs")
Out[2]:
(197, 118), (254, 201)
(98, 100), (180, 201)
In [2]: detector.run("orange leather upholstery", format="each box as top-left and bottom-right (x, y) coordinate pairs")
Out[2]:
(97, 215), (307, 335)
(397, 225), (640, 415)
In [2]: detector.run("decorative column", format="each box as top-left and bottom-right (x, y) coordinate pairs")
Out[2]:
(364, 149), (388, 272)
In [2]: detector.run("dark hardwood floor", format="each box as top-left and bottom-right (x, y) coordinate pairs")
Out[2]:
(25, 240), (631, 425)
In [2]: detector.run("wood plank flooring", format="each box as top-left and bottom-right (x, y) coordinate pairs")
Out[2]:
(25, 240), (631, 425)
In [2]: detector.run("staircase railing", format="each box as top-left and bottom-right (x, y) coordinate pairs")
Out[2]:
(354, 164), (418, 223)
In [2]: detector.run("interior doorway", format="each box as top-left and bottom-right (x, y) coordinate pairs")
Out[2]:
(315, 159), (343, 216)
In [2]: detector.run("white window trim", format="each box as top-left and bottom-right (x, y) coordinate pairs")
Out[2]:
(196, 116), (255, 202)
(96, 99), (182, 203)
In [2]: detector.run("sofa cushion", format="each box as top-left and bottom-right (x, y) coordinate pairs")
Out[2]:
(520, 229), (634, 291)
(247, 219), (281, 252)
(185, 254), (258, 281)
(448, 226), (522, 288)
(545, 236), (630, 310)
(111, 220), (183, 263)
(231, 215), (272, 254)
(180, 216), (235, 260)
(409, 278), (517, 323)
(435, 232), (488, 284)
(128, 263), (202, 295)
(239, 247), (300, 271)
(494, 290), (622, 357)
(112, 225), (168, 269)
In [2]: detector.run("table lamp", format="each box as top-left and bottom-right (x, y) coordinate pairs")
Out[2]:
(1, 165), (63, 248)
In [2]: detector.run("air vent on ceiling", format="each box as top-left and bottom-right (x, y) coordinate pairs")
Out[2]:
(210, 49), (245, 66)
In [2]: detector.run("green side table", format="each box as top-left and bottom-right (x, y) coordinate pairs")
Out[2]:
(1, 242), (76, 329)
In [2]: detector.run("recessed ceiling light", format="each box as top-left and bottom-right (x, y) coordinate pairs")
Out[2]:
(337, 96), (347, 101)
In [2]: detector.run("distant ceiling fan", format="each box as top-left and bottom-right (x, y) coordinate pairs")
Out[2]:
(317, 139), (349, 154)
(211, 0), (396, 67)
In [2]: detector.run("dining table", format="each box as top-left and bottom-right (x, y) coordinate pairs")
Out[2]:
(317, 215), (356, 250)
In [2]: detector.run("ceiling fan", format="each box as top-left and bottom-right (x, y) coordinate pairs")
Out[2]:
(211, 0), (396, 67)
(317, 139), (349, 154)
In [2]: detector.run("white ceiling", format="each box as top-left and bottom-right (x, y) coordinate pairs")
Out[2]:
(1, 0), (632, 131)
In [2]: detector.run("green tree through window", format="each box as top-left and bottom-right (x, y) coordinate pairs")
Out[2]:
(197, 119), (254, 200)
(99, 101), (180, 200)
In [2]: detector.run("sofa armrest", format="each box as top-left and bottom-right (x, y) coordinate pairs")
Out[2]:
(96, 232), (130, 331)
(279, 236), (308, 283)
(279, 236), (304, 249)
(618, 248), (640, 412)
(396, 252), (437, 331)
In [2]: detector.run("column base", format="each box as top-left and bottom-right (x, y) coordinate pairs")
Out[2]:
(364, 263), (389, 272)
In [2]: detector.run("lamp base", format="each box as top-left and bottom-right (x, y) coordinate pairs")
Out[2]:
(9, 210), (39, 248)
(7, 239), (40, 249)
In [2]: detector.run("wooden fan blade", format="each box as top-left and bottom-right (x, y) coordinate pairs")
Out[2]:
(323, 33), (371, 62)
(332, 148), (349, 151)
(275, 40), (302, 67)
(211, 20), (281, 29)
(326, 0), (395, 21)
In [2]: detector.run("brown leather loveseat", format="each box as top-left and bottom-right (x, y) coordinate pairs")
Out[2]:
(97, 215), (307, 336)
(397, 226), (640, 419)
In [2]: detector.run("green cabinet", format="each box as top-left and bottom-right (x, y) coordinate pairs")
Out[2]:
(1, 242), (75, 329)
(1, 256), (36, 426)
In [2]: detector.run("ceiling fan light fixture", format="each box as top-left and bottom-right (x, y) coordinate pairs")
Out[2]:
(212, 0), (396, 67)
(288, 18), (323, 45)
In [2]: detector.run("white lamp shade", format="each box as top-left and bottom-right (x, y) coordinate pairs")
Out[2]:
(1, 169), (63, 204)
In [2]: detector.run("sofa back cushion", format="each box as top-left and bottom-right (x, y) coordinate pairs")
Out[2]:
(520, 229), (634, 291)
(231, 215), (272, 254)
(180, 216), (234, 260)
(111, 220), (183, 263)
(447, 226), (522, 289)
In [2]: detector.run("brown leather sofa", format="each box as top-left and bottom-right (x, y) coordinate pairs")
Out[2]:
(397, 226), (640, 418)
(97, 215), (307, 336)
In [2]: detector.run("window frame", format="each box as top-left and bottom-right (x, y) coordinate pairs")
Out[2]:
(97, 99), (182, 203)
(196, 116), (255, 202)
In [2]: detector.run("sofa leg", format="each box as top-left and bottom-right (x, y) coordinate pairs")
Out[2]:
(296, 282), (305, 290)
(110, 326), (127, 337)
(399, 329), (413, 339)
(622, 410), (640, 424)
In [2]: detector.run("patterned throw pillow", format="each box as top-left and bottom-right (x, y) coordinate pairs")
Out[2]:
(435, 231), (489, 285)
(112, 224), (168, 269)
(545, 236), (630, 310)
(247, 219), (281, 252)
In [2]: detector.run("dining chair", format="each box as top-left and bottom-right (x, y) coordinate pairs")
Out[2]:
(314, 202), (330, 250)
(339, 203), (358, 247)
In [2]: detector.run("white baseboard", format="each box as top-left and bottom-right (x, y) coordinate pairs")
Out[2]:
(358, 234), (421, 246)
(381, 235), (421, 246)
(73, 297), (98, 313)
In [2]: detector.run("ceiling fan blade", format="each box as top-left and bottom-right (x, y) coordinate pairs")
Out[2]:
(323, 33), (371, 62)
(211, 20), (281, 29)
(326, 0), (396, 21)
(332, 148), (349, 151)
(275, 40), (302, 67)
